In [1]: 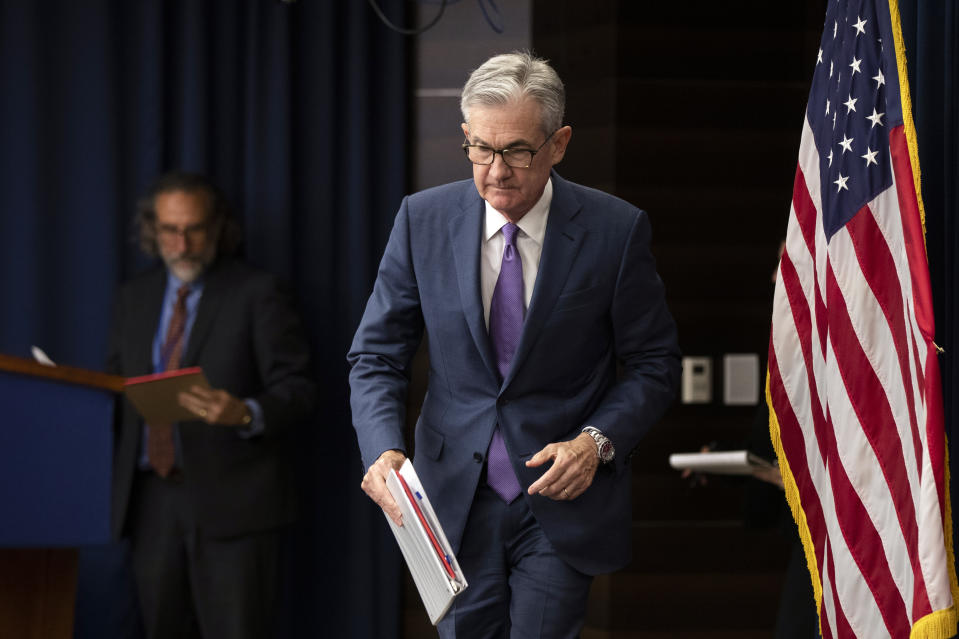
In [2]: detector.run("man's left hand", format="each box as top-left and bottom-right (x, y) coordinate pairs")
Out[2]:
(178, 385), (251, 426)
(525, 432), (599, 501)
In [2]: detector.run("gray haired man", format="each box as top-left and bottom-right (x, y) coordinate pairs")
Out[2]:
(349, 52), (680, 637)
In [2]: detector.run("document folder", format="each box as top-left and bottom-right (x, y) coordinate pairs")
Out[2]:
(123, 367), (211, 423)
(385, 460), (467, 624)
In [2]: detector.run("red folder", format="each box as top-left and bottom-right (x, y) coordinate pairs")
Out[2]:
(123, 367), (211, 422)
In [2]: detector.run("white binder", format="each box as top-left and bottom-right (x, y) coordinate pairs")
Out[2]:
(384, 459), (468, 625)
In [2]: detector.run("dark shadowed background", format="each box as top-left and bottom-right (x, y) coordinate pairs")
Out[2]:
(0, 1), (954, 637)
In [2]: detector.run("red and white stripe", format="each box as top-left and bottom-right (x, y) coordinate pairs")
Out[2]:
(768, 117), (953, 638)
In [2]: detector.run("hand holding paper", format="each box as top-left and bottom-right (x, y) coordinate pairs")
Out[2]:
(383, 460), (468, 625)
(751, 463), (784, 489)
(177, 385), (251, 426)
(124, 368), (212, 423)
(362, 449), (407, 526)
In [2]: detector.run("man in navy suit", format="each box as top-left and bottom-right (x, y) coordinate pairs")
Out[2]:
(348, 52), (680, 637)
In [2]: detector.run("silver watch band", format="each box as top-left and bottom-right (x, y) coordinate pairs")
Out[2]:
(582, 426), (614, 462)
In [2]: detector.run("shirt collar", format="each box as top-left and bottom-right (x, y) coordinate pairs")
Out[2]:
(165, 271), (205, 296)
(483, 177), (552, 245)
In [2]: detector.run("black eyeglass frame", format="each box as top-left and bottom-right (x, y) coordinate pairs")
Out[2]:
(155, 221), (211, 242)
(461, 129), (559, 169)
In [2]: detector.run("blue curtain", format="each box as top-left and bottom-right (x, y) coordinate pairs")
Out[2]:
(899, 0), (959, 585)
(0, 1), (407, 636)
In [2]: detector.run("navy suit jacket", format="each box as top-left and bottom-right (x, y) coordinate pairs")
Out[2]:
(348, 172), (680, 575)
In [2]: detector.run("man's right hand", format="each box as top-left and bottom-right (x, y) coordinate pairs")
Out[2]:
(361, 449), (407, 526)
(752, 464), (784, 490)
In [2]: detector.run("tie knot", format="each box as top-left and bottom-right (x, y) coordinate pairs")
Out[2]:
(501, 223), (519, 246)
(176, 284), (190, 302)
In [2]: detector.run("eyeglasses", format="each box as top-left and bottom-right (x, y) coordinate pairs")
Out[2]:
(462, 129), (558, 168)
(156, 222), (209, 243)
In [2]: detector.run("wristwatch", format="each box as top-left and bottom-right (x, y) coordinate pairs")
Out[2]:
(582, 426), (615, 463)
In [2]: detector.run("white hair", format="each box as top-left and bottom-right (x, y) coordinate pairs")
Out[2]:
(460, 51), (565, 135)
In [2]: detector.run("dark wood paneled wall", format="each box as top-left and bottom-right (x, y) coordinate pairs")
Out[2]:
(532, 2), (825, 637)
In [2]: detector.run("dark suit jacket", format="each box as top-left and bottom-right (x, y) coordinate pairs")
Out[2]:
(107, 258), (315, 539)
(348, 172), (681, 576)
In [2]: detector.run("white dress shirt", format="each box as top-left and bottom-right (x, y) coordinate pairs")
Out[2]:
(481, 178), (553, 329)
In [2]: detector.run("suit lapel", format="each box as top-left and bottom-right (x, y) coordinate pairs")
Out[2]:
(181, 262), (227, 367)
(130, 269), (167, 375)
(503, 174), (585, 388)
(449, 187), (499, 382)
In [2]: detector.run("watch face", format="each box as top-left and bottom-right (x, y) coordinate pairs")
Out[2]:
(599, 440), (614, 461)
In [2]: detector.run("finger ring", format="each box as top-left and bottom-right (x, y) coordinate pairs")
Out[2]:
(199, 409), (207, 418)
(563, 488), (570, 499)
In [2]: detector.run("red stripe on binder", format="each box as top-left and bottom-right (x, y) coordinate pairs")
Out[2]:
(396, 471), (456, 581)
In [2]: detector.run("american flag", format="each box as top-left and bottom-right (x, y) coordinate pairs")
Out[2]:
(767, 0), (959, 637)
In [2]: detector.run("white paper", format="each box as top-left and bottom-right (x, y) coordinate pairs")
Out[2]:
(669, 449), (774, 475)
(30, 346), (56, 366)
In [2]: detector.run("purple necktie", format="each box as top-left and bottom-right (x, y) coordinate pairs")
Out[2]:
(486, 223), (523, 503)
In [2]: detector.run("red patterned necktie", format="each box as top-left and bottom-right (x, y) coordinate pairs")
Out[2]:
(486, 223), (523, 503)
(147, 284), (190, 477)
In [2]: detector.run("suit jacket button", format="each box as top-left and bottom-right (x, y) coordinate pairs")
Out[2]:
(473, 452), (483, 463)
(498, 398), (508, 406)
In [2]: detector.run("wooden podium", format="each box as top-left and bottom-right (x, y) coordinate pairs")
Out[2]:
(0, 353), (124, 639)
